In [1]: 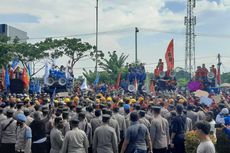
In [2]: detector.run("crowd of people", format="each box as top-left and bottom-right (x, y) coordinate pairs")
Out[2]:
(0, 89), (230, 153)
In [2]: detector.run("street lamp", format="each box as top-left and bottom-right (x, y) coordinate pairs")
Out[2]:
(95, 0), (99, 74)
(135, 27), (139, 64)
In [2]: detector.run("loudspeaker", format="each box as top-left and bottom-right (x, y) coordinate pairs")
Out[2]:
(10, 79), (24, 94)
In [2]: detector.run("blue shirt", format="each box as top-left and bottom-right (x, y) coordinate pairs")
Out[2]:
(125, 121), (149, 151)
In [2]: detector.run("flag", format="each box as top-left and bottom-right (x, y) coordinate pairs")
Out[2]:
(150, 80), (156, 96)
(81, 78), (88, 90)
(4, 66), (10, 90)
(44, 61), (49, 85)
(134, 77), (138, 92)
(22, 67), (30, 89)
(165, 39), (174, 71)
(115, 72), (121, 89)
(94, 74), (100, 86)
(1, 66), (5, 89)
(50, 88), (56, 106)
(11, 58), (19, 71)
(27, 63), (32, 77)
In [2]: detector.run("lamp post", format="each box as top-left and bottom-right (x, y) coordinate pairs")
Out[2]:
(135, 27), (139, 64)
(95, 0), (99, 74)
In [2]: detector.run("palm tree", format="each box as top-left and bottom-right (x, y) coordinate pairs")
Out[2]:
(99, 51), (128, 74)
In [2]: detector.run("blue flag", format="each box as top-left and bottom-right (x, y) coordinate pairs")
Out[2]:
(4, 66), (10, 90)
(94, 74), (100, 86)
(50, 88), (56, 106)
(11, 58), (19, 71)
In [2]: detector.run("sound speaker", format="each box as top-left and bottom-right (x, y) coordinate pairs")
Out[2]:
(10, 79), (24, 94)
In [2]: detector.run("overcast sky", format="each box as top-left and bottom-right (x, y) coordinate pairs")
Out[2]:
(0, 0), (230, 77)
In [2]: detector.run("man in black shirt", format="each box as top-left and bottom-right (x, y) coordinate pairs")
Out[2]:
(170, 104), (186, 153)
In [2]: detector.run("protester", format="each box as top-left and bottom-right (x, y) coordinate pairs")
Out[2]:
(196, 121), (215, 153)
(120, 112), (152, 153)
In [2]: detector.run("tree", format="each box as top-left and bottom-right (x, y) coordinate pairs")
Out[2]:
(221, 72), (230, 83)
(0, 35), (14, 66)
(50, 38), (93, 70)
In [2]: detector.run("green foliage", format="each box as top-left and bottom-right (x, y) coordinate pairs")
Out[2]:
(83, 51), (129, 84)
(221, 72), (230, 83)
(50, 37), (93, 69)
(175, 67), (190, 87)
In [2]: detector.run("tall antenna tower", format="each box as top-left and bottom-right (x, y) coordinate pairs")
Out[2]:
(185, 0), (196, 76)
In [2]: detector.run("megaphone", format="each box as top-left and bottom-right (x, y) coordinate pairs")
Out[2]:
(58, 77), (67, 86)
(128, 85), (136, 93)
(47, 77), (55, 86)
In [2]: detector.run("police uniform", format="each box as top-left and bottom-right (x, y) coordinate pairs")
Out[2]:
(0, 111), (17, 153)
(61, 127), (89, 153)
(15, 114), (32, 153)
(50, 127), (64, 153)
(90, 117), (102, 136)
(108, 118), (120, 143)
(93, 115), (118, 153)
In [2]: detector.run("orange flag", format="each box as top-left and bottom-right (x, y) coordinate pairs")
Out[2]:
(22, 67), (30, 89)
(165, 39), (174, 71)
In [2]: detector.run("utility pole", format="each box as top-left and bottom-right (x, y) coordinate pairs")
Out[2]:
(95, 0), (99, 74)
(135, 27), (139, 64)
(217, 53), (222, 85)
(185, 0), (196, 78)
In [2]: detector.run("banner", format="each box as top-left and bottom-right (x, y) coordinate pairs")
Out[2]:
(165, 39), (174, 71)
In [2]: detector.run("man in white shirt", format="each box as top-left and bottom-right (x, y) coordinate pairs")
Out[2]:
(196, 121), (215, 153)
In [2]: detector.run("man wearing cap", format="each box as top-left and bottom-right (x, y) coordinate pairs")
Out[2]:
(15, 113), (32, 153)
(216, 108), (229, 124)
(61, 117), (89, 153)
(24, 108), (33, 126)
(121, 112), (152, 153)
(50, 117), (64, 153)
(138, 110), (151, 131)
(13, 102), (24, 119)
(90, 109), (102, 136)
(93, 114), (118, 153)
(150, 106), (169, 153)
(0, 109), (17, 153)
(112, 106), (127, 149)
(170, 104), (186, 153)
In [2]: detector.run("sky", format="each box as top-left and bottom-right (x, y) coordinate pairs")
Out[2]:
(0, 0), (230, 77)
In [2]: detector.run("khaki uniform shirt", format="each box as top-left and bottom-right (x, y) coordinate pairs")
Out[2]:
(150, 115), (169, 149)
(90, 117), (102, 136)
(50, 127), (64, 153)
(61, 128), (89, 153)
(112, 113), (127, 137)
(93, 124), (118, 153)
(0, 118), (17, 143)
(15, 125), (32, 153)
(108, 118), (120, 143)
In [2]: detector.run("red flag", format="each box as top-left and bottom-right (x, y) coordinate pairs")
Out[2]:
(165, 39), (174, 71)
(22, 68), (30, 89)
(134, 78), (138, 92)
(1, 66), (5, 89)
(115, 73), (121, 89)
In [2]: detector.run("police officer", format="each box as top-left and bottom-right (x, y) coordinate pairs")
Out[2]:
(0, 109), (17, 153)
(50, 117), (64, 153)
(15, 113), (32, 153)
(61, 117), (89, 153)
(93, 114), (118, 153)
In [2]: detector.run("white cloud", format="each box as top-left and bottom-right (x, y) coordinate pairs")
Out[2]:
(0, 0), (230, 75)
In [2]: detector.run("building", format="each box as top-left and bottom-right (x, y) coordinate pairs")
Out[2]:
(0, 24), (28, 43)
